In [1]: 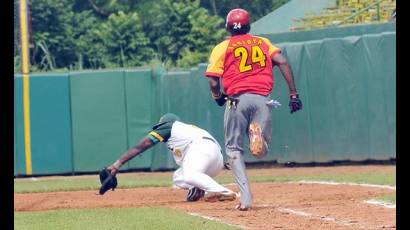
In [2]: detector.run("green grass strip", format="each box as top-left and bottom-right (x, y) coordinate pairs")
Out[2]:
(15, 171), (395, 193)
(374, 194), (396, 204)
(14, 177), (171, 193)
(14, 207), (240, 230)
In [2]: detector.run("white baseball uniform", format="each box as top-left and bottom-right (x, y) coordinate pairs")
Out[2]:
(148, 121), (233, 194)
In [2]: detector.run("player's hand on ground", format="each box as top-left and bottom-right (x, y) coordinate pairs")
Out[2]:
(107, 165), (119, 175)
(289, 94), (303, 114)
(98, 167), (118, 195)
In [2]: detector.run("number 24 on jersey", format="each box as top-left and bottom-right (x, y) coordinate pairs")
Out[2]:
(234, 45), (266, 73)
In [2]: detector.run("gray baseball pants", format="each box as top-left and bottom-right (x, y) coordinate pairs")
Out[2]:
(224, 93), (273, 208)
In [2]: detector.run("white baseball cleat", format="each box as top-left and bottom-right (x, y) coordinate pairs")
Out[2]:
(204, 191), (237, 202)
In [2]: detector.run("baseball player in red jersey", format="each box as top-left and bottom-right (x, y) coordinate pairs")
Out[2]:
(205, 9), (303, 211)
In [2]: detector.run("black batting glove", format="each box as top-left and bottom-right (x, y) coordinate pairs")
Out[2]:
(213, 92), (227, 106)
(289, 94), (303, 114)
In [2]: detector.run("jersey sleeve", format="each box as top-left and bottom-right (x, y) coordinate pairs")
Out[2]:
(260, 37), (281, 58)
(205, 40), (230, 78)
(146, 122), (172, 143)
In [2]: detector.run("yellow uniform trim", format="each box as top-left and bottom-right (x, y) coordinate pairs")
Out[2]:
(149, 131), (164, 142)
(205, 40), (230, 77)
(257, 36), (281, 57)
(20, 0), (32, 175)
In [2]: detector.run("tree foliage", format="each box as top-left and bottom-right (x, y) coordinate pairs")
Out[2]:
(95, 11), (154, 67)
(19, 0), (289, 72)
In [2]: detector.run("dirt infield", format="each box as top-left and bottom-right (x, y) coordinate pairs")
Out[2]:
(15, 176), (395, 229)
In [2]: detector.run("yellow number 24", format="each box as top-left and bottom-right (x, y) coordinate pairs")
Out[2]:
(234, 46), (266, 73)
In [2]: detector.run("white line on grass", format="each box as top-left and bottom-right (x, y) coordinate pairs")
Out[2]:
(365, 199), (396, 209)
(188, 212), (247, 229)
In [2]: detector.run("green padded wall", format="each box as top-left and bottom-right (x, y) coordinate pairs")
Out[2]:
(193, 64), (226, 151)
(144, 31), (395, 168)
(261, 23), (396, 43)
(14, 29), (396, 175)
(14, 76), (26, 175)
(362, 33), (396, 160)
(270, 32), (396, 163)
(148, 67), (178, 171)
(29, 74), (73, 174)
(14, 133), (16, 176)
(263, 48), (314, 164)
(14, 74), (73, 175)
(124, 69), (155, 170)
(70, 71), (128, 172)
(150, 72), (191, 170)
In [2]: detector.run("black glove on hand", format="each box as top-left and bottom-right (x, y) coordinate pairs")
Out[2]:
(213, 93), (227, 106)
(289, 94), (303, 114)
(99, 167), (118, 195)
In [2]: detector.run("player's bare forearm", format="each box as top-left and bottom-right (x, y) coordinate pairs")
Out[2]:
(272, 53), (298, 94)
(109, 138), (154, 173)
(208, 76), (222, 97)
(119, 138), (154, 164)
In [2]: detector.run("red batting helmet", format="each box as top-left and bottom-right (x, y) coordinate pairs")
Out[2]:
(226, 8), (251, 34)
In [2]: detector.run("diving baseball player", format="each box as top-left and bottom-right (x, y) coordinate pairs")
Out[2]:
(205, 9), (303, 210)
(100, 113), (237, 202)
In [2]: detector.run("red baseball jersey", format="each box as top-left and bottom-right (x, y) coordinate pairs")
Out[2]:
(205, 34), (281, 96)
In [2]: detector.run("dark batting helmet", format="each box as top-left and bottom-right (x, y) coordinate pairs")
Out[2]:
(226, 8), (251, 35)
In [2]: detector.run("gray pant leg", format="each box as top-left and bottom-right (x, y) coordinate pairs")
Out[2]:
(224, 94), (273, 207)
(226, 150), (253, 207)
(224, 95), (252, 207)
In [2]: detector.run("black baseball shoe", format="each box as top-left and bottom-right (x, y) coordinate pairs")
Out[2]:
(186, 187), (205, 202)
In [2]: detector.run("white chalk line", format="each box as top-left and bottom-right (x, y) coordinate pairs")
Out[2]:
(224, 181), (396, 190)
(214, 181), (396, 228)
(251, 205), (360, 228)
(365, 199), (396, 209)
(188, 212), (247, 229)
(293, 180), (396, 190)
(276, 207), (360, 228)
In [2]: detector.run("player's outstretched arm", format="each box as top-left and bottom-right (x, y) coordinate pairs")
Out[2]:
(272, 53), (303, 113)
(108, 137), (155, 174)
(272, 53), (297, 94)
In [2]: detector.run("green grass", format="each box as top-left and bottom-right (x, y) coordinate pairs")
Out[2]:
(248, 172), (396, 186)
(375, 194), (396, 204)
(14, 171), (395, 193)
(14, 176), (172, 193)
(14, 207), (240, 230)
